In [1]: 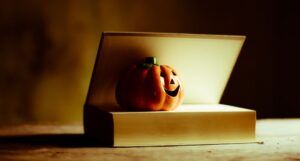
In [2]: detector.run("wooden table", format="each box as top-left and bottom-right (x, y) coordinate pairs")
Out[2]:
(0, 119), (299, 161)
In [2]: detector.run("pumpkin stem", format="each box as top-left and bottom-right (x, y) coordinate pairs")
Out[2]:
(145, 57), (157, 65)
(141, 57), (159, 69)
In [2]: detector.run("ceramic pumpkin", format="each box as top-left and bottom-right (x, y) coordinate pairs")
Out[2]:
(115, 57), (184, 111)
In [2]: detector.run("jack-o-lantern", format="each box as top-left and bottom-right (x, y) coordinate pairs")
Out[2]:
(115, 57), (184, 111)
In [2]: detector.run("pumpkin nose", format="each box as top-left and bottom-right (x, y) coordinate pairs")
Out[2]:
(170, 79), (175, 84)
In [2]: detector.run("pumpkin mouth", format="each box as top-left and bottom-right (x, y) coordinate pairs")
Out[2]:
(164, 85), (180, 97)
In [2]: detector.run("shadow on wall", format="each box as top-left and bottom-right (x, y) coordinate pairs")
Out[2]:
(0, 0), (199, 123)
(0, 0), (299, 124)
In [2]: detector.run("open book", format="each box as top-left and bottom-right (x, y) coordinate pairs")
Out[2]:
(84, 32), (256, 146)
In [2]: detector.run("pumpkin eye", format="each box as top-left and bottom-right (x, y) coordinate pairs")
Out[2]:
(172, 71), (177, 76)
(170, 79), (175, 84)
(160, 72), (166, 78)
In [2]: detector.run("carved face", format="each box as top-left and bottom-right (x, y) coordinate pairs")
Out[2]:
(160, 66), (181, 97)
(116, 57), (184, 111)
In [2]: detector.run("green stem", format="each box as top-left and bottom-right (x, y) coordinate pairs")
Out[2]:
(145, 57), (157, 65)
(141, 57), (158, 69)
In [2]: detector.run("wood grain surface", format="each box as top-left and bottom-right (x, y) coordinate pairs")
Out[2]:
(0, 119), (299, 161)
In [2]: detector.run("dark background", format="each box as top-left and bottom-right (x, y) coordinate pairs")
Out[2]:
(0, 0), (299, 124)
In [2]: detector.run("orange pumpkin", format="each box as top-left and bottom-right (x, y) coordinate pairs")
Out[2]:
(115, 57), (184, 111)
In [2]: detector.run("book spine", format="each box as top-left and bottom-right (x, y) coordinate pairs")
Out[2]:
(84, 105), (114, 146)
